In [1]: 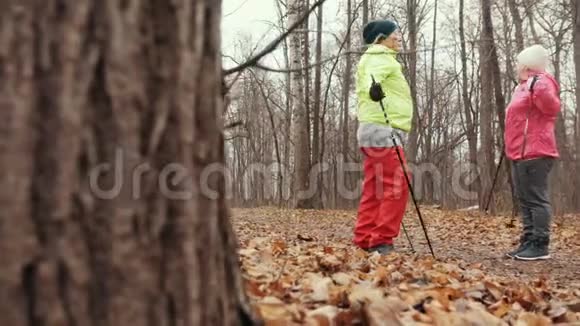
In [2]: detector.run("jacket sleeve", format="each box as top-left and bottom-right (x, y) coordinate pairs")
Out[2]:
(373, 58), (397, 91)
(532, 78), (561, 116)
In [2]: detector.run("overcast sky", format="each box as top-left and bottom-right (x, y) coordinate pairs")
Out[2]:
(221, 0), (344, 69)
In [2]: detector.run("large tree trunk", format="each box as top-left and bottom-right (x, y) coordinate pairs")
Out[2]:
(0, 1), (248, 325)
(289, 0), (312, 208)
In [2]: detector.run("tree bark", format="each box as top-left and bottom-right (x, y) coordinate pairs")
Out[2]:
(0, 1), (249, 325)
(575, 0), (580, 210)
(459, 0), (481, 204)
(312, 3), (324, 208)
(424, 0), (438, 203)
(362, 0), (370, 26)
(304, 0), (312, 169)
(406, 0), (420, 165)
(480, 0), (497, 211)
(508, 0), (525, 52)
(342, 0), (352, 160)
(289, 0), (312, 208)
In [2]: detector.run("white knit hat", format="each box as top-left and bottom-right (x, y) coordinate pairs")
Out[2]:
(516, 45), (549, 70)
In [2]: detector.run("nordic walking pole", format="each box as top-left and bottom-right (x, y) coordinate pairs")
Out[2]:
(370, 75), (435, 258)
(401, 215), (415, 253)
(485, 152), (504, 213)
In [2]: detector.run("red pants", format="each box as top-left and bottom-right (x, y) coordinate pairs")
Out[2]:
(354, 147), (410, 249)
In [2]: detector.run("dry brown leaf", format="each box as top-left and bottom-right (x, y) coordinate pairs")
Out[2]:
(272, 239), (287, 256)
(348, 284), (384, 309)
(428, 287), (464, 310)
(363, 304), (403, 326)
(332, 272), (354, 286)
(425, 303), (465, 326)
(235, 208), (580, 326)
(257, 302), (292, 323)
(246, 279), (267, 298)
(567, 301), (580, 313)
(304, 273), (332, 302)
(514, 312), (552, 326)
(484, 280), (504, 301)
(305, 305), (338, 326)
(460, 302), (507, 326)
(489, 298), (511, 318)
(319, 254), (342, 272)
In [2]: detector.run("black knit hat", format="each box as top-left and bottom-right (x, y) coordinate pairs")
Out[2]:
(363, 20), (398, 44)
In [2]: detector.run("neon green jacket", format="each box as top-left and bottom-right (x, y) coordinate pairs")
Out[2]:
(355, 44), (413, 132)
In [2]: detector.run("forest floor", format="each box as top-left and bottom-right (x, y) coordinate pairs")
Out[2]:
(232, 207), (580, 325)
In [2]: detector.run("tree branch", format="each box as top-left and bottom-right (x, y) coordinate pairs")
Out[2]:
(224, 0), (328, 76)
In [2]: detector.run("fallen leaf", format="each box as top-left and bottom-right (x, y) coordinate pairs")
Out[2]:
(272, 239), (287, 256)
(489, 298), (511, 318)
(348, 284), (384, 309)
(304, 273), (332, 302)
(298, 234), (314, 242)
(332, 272), (354, 286)
(363, 304), (403, 326)
(515, 312), (552, 326)
(485, 280), (504, 301)
(305, 305), (338, 326)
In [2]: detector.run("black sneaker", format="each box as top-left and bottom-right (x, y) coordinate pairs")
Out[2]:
(367, 244), (395, 255)
(515, 239), (550, 261)
(506, 235), (532, 258)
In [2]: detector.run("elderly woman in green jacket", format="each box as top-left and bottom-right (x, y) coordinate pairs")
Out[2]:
(353, 20), (414, 255)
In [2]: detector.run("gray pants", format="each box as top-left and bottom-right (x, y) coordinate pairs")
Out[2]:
(512, 158), (554, 240)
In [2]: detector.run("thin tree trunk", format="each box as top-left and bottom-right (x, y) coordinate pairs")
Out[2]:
(574, 0), (580, 211)
(363, 0), (370, 26)
(0, 1), (249, 325)
(312, 3), (324, 208)
(552, 46), (570, 214)
(424, 0), (438, 203)
(343, 0), (352, 160)
(526, 5), (542, 44)
(508, 0), (525, 52)
(304, 0), (312, 169)
(406, 0), (420, 165)
(276, 0), (293, 208)
(459, 0), (481, 204)
(480, 0), (497, 211)
(487, 8), (517, 215)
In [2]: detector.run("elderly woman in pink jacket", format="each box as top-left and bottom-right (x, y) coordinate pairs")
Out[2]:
(504, 45), (560, 261)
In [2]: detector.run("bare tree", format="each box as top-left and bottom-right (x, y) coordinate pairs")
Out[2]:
(574, 0), (580, 210)
(406, 0), (421, 165)
(460, 0), (481, 204)
(0, 1), (250, 325)
(480, 0), (498, 210)
(312, 3), (324, 208)
(289, 0), (312, 208)
(363, 0), (370, 26)
(508, 0), (525, 52)
(342, 0), (353, 159)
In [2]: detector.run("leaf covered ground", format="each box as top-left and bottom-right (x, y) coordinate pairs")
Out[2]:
(232, 207), (580, 325)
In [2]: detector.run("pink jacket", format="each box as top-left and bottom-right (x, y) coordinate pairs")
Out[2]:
(504, 71), (561, 161)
